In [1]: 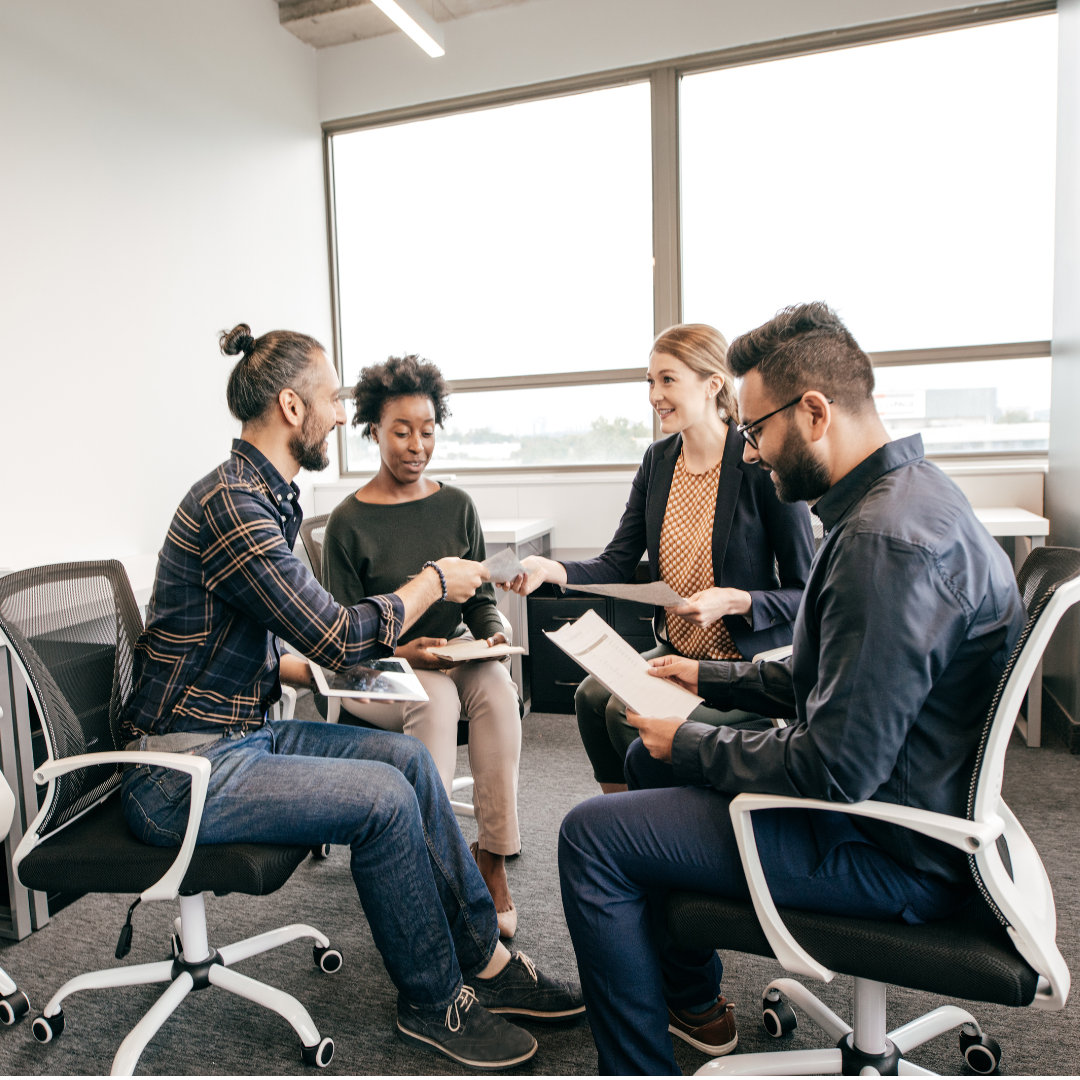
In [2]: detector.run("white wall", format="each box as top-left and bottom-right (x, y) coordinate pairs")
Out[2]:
(0, 0), (332, 571)
(317, 0), (979, 120)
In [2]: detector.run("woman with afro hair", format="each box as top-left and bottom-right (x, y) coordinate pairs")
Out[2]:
(322, 355), (522, 939)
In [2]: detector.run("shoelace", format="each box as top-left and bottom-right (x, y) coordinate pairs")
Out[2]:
(514, 950), (538, 983)
(445, 984), (478, 1032)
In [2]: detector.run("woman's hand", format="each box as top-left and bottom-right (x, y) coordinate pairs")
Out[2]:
(666, 587), (751, 627)
(472, 630), (509, 662)
(278, 653), (314, 688)
(503, 555), (566, 596)
(397, 637), (451, 670)
(625, 708), (685, 762)
(646, 654), (700, 694)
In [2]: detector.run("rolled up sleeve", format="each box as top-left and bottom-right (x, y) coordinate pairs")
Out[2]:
(202, 486), (403, 669)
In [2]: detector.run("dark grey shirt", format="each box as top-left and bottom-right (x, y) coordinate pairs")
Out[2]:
(672, 434), (1024, 882)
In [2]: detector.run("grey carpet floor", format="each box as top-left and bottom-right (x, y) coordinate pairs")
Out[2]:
(0, 701), (1077, 1076)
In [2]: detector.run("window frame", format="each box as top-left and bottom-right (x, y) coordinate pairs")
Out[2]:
(322, 0), (1055, 477)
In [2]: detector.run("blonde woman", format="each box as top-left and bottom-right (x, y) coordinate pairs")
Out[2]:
(509, 324), (814, 791)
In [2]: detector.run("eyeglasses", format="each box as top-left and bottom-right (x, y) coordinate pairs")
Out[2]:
(736, 395), (806, 450)
(737, 394), (835, 449)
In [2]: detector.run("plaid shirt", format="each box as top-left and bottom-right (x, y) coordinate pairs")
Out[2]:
(123, 439), (404, 738)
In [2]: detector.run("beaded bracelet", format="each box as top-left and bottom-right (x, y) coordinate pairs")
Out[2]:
(422, 560), (448, 601)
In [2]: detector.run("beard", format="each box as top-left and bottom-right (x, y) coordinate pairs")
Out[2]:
(766, 425), (831, 504)
(290, 412), (331, 472)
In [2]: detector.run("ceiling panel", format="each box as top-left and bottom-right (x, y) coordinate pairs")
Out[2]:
(278, 0), (532, 49)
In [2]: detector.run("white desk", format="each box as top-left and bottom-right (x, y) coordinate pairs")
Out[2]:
(974, 507), (1051, 747)
(973, 507), (1049, 573)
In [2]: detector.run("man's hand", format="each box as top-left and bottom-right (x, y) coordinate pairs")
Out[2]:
(666, 586), (751, 627)
(397, 637), (453, 670)
(625, 708), (686, 762)
(646, 654), (700, 694)
(435, 557), (490, 603)
(397, 559), (488, 633)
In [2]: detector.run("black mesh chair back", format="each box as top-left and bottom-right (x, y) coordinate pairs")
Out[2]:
(2, 560), (340, 1071)
(965, 545), (1080, 927)
(0, 560), (142, 835)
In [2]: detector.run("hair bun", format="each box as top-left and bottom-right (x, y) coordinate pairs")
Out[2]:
(220, 323), (257, 358)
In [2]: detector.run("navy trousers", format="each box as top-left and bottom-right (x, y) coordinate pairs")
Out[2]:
(558, 739), (971, 1075)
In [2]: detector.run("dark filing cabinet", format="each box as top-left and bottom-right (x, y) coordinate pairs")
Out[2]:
(526, 583), (657, 714)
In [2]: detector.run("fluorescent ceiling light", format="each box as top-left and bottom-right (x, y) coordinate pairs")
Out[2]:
(370, 0), (445, 58)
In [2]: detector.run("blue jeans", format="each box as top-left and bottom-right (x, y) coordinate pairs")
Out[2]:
(122, 720), (498, 1011)
(558, 739), (973, 1075)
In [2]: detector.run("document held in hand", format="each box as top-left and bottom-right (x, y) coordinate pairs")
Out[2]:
(544, 608), (703, 719)
(563, 580), (684, 606)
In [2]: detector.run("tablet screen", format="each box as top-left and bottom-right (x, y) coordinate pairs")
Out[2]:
(309, 657), (427, 701)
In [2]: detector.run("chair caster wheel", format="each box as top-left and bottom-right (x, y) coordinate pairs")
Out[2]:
(0, 990), (29, 1025)
(168, 932), (182, 960)
(959, 1023), (1001, 1074)
(32, 1009), (65, 1043)
(762, 988), (797, 1038)
(314, 944), (343, 973)
(301, 1035), (334, 1067)
(311, 843), (331, 859)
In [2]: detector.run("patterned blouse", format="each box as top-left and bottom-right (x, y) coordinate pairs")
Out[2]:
(658, 451), (742, 660)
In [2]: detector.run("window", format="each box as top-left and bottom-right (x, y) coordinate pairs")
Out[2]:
(872, 353), (1051, 455)
(679, 15), (1057, 453)
(326, 8), (1057, 472)
(329, 82), (655, 471)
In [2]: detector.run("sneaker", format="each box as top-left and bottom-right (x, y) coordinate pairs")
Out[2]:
(470, 950), (586, 1021)
(397, 985), (537, 1070)
(667, 996), (738, 1055)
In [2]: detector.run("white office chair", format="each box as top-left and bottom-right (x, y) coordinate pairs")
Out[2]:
(0, 771), (30, 1026)
(666, 545), (1077, 1076)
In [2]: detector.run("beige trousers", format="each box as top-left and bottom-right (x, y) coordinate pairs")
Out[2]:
(341, 650), (521, 855)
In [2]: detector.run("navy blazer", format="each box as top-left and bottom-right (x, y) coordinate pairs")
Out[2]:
(563, 423), (815, 658)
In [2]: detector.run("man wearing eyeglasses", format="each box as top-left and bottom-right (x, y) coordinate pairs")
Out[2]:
(557, 301), (1025, 1075)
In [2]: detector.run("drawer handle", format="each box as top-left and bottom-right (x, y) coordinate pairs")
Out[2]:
(639, 616), (653, 622)
(552, 615), (578, 622)
(553, 680), (580, 687)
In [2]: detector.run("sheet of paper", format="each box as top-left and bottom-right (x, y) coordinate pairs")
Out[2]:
(482, 547), (527, 583)
(544, 609), (702, 719)
(563, 580), (684, 606)
(429, 640), (525, 662)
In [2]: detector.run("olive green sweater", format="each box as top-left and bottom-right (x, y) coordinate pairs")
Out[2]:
(321, 483), (503, 645)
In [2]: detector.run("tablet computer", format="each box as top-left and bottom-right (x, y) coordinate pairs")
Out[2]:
(308, 656), (428, 702)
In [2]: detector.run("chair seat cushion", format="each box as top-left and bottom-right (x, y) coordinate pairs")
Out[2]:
(665, 890), (1039, 1008)
(19, 795), (311, 898)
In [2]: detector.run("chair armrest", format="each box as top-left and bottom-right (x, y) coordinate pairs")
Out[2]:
(19, 751), (211, 906)
(272, 684), (298, 721)
(727, 792), (1004, 983)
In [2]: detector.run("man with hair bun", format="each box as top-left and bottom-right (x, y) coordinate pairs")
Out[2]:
(122, 324), (583, 1072)
(557, 301), (1024, 1074)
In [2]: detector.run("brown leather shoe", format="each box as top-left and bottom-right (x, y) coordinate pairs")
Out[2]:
(667, 996), (738, 1055)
